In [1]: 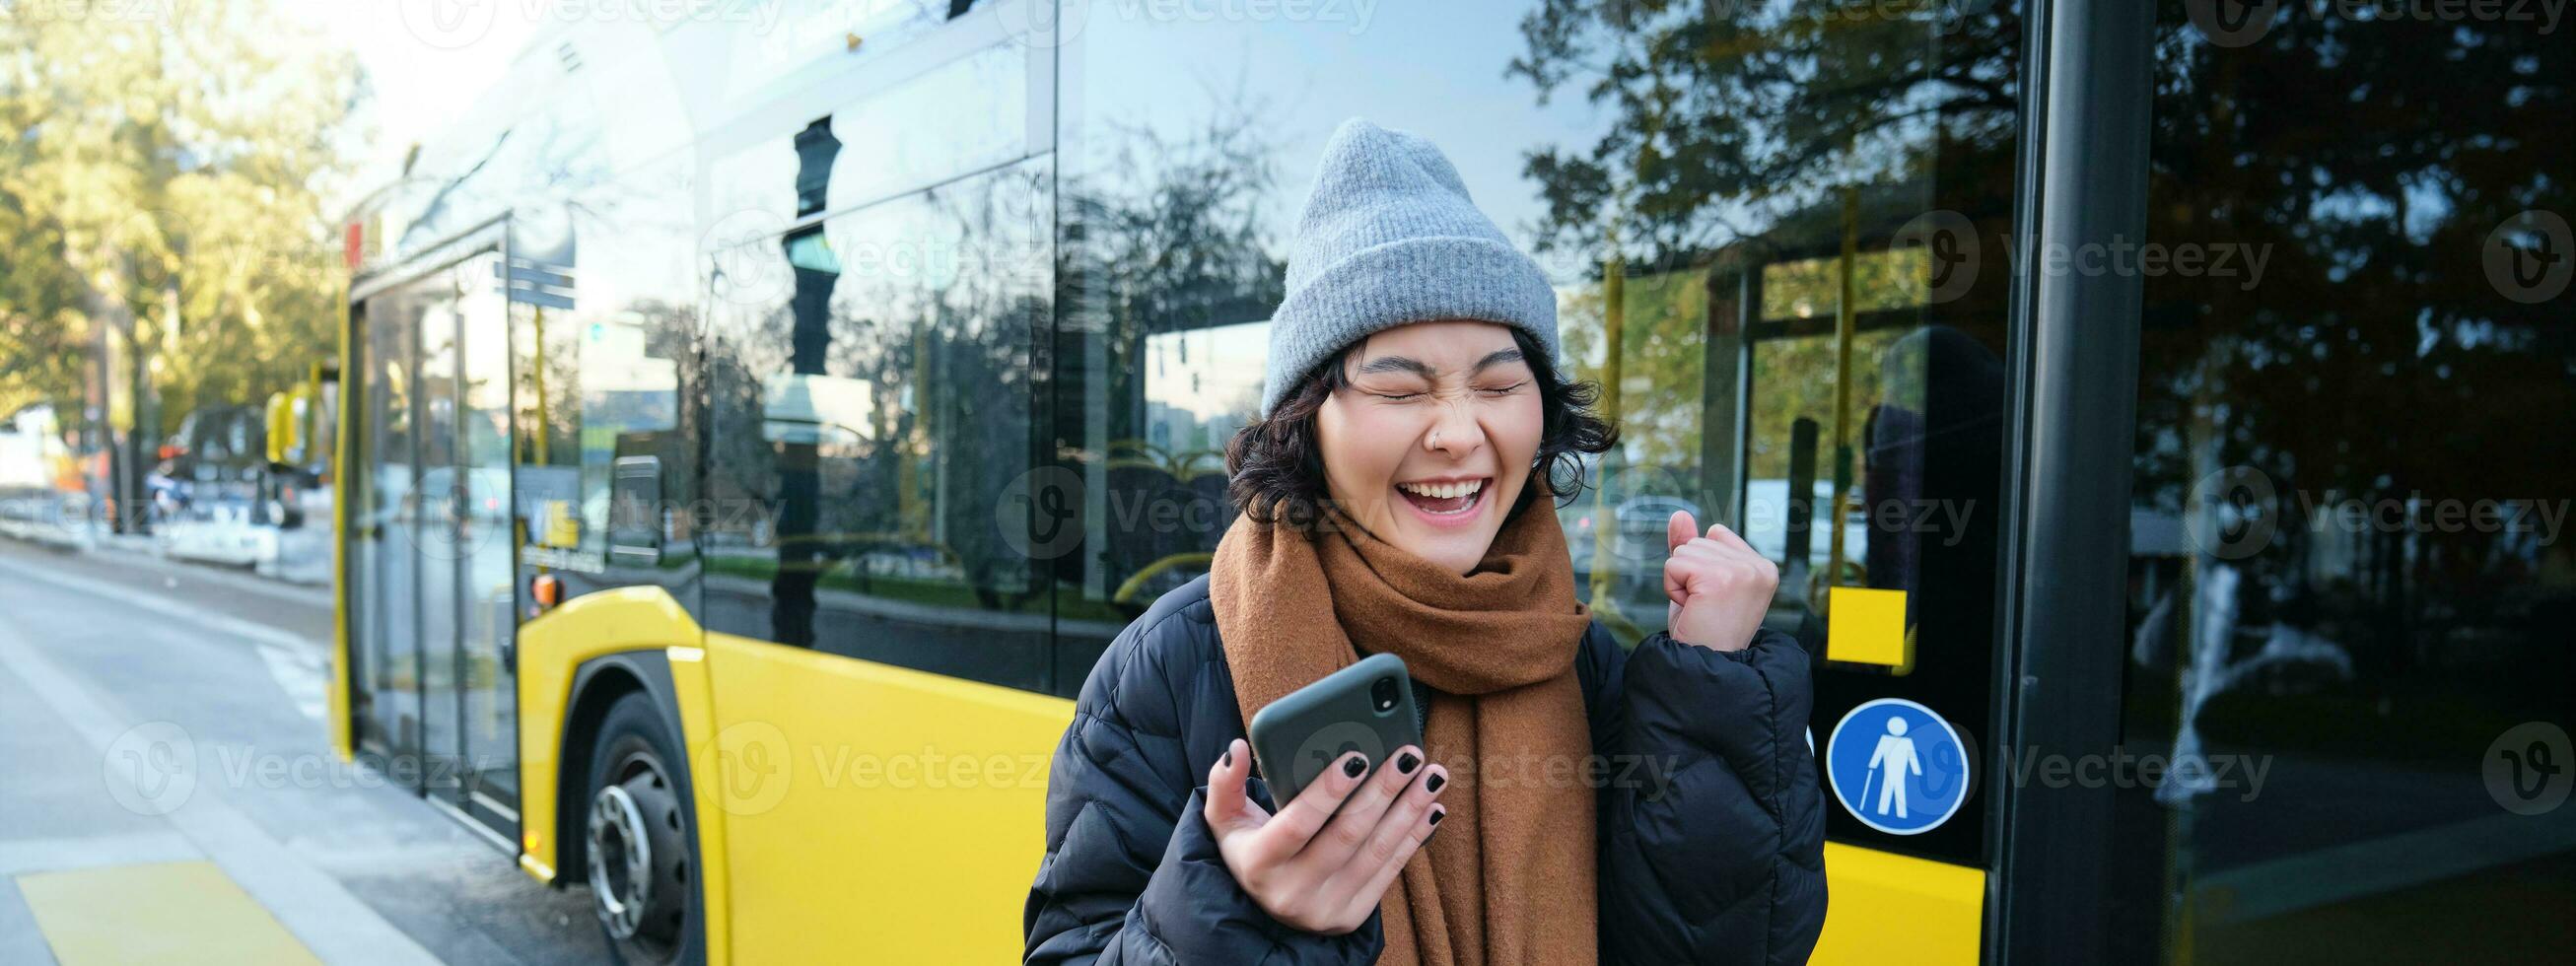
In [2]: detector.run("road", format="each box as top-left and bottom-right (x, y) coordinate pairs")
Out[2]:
(0, 537), (604, 965)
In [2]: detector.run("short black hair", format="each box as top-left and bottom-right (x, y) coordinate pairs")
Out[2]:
(1224, 326), (1619, 531)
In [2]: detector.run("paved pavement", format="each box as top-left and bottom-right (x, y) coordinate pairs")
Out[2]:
(0, 537), (604, 965)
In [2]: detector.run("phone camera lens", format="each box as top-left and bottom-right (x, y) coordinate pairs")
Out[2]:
(1371, 677), (1399, 713)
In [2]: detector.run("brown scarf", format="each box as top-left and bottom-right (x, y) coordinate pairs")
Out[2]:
(1211, 483), (1598, 966)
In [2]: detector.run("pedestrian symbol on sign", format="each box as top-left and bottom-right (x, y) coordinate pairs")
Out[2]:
(1864, 717), (1922, 818)
(1827, 698), (1969, 836)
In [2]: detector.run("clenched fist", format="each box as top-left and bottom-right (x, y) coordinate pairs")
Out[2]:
(1663, 511), (1779, 653)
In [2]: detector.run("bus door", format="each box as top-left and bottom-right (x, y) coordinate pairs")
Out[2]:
(1721, 216), (2010, 963)
(1529, 10), (2027, 961)
(349, 238), (521, 837)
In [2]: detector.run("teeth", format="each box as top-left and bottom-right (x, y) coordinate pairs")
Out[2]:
(1398, 479), (1484, 500)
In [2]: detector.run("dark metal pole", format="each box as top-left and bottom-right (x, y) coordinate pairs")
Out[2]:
(1990, 0), (2155, 960)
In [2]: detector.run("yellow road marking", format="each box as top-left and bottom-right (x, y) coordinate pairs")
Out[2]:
(17, 862), (320, 966)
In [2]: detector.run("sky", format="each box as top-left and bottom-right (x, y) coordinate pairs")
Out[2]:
(281, 0), (550, 212)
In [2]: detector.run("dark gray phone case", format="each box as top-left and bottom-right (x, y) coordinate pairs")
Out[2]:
(1245, 653), (1424, 806)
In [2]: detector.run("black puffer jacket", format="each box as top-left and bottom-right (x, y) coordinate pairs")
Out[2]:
(1023, 575), (1827, 965)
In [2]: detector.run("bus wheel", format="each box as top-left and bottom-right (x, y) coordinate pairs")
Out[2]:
(585, 692), (704, 965)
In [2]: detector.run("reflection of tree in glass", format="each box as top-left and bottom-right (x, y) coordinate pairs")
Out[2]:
(824, 167), (1046, 611)
(2136, 12), (2574, 544)
(1060, 107), (1288, 607)
(1508, 1), (2021, 266)
(1064, 106), (1287, 438)
(1510, 1), (2021, 540)
(2132, 11), (2574, 754)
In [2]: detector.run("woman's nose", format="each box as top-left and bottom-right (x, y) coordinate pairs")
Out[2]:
(1423, 401), (1483, 454)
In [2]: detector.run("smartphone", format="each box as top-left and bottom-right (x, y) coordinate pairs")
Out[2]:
(1245, 653), (1425, 807)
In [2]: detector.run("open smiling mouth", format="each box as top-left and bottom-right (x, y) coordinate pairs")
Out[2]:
(1395, 477), (1489, 518)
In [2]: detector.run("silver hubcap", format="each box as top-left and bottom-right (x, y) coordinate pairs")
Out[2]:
(587, 784), (653, 939)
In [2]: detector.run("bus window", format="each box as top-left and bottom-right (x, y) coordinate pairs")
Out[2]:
(2111, 4), (2576, 960)
(700, 141), (1054, 692)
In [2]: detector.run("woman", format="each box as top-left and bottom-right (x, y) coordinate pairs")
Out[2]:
(1025, 119), (1827, 965)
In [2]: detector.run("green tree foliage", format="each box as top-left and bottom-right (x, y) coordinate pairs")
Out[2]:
(1509, 2), (2020, 497)
(0, 1), (359, 431)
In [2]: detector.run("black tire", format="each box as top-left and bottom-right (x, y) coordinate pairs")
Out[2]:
(584, 691), (706, 966)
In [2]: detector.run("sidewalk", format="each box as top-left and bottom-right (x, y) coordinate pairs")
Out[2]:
(0, 562), (434, 966)
(0, 525), (602, 965)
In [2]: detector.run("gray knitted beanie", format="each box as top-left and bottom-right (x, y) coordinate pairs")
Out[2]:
(1259, 118), (1561, 416)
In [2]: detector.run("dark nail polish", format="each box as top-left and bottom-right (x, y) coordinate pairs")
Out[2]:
(1221, 749), (1232, 768)
(1427, 807), (1446, 827)
(1425, 772), (1446, 794)
(1396, 751), (1421, 774)
(1343, 754), (1367, 779)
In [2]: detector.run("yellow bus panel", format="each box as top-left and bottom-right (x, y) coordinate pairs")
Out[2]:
(512, 586), (705, 882)
(700, 632), (1074, 964)
(1813, 841), (1985, 964)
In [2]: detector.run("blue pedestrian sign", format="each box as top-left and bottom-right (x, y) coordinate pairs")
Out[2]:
(1826, 698), (1970, 836)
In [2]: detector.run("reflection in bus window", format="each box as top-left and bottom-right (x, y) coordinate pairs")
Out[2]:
(701, 151), (1051, 691)
(2111, 4), (2576, 960)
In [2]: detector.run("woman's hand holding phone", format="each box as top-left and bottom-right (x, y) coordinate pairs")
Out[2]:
(1203, 737), (1447, 935)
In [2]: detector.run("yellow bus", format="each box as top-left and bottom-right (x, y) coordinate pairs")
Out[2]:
(330, 2), (2575, 963)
